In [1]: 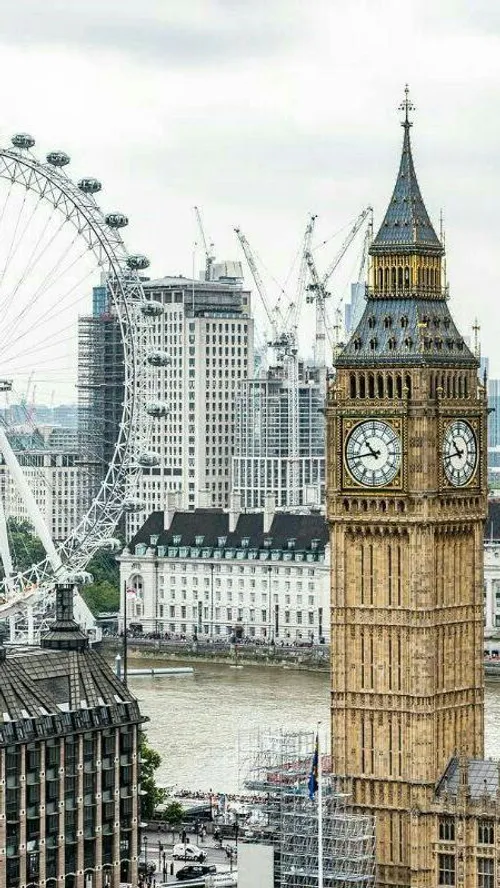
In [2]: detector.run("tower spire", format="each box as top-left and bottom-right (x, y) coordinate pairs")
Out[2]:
(398, 83), (414, 129)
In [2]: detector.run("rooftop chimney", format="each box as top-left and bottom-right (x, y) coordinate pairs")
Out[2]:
(264, 493), (275, 534)
(229, 491), (241, 533)
(164, 490), (182, 530)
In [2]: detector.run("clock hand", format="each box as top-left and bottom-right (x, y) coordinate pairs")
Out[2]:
(357, 449), (381, 459)
(445, 444), (464, 459)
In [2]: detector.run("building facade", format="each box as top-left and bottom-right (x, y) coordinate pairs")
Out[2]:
(0, 428), (88, 542)
(231, 362), (325, 510)
(0, 583), (143, 888)
(77, 282), (124, 505)
(326, 97), (498, 888)
(126, 275), (253, 537)
(119, 498), (330, 644)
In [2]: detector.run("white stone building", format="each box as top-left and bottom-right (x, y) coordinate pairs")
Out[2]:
(127, 275), (254, 537)
(118, 495), (330, 643)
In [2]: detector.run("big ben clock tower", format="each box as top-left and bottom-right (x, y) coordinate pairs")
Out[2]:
(326, 89), (488, 888)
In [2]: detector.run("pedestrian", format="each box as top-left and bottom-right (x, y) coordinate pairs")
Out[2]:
(201, 825), (206, 842)
(181, 828), (187, 845)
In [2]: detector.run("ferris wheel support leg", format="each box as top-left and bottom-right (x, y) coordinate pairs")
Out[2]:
(0, 427), (62, 573)
(8, 614), (15, 643)
(0, 487), (14, 590)
(27, 605), (34, 645)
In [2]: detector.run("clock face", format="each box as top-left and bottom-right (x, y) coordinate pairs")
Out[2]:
(345, 420), (402, 487)
(442, 420), (477, 487)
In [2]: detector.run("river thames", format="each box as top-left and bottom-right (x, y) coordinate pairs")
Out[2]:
(128, 660), (500, 793)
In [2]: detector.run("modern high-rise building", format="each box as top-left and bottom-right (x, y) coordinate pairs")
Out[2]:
(326, 97), (498, 887)
(77, 282), (124, 501)
(232, 362), (325, 509)
(0, 582), (143, 888)
(127, 275), (253, 537)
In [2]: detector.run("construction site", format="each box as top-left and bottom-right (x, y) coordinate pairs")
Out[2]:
(240, 729), (376, 887)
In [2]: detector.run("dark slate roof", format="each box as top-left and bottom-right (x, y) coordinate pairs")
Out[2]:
(370, 122), (443, 256)
(128, 509), (328, 552)
(336, 297), (476, 367)
(436, 757), (500, 800)
(0, 583), (144, 745)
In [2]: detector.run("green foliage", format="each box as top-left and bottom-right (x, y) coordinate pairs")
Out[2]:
(140, 732), (166, 820)
(161, 801), (184, 826)
(2, 519), (121, 615)
(2, 519), (45, 576)
(81, 580), (119, 614)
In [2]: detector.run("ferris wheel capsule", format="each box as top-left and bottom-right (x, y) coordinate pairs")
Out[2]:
(11, 133), (35, 150)
(123, 498), (146, 513)
(127, 254), (150, 271)
(147, 350), (171, 367)
(137, 451), (160, 468)
(105, 212), (128, 229)
(46, 151), (70, 167)
(97, 538), (122, 553)
(141, 300), (164, 317)
(146, 401), (170, 418)
(78, 178), (102, 194)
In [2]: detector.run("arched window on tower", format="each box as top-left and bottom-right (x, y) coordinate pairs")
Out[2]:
(398, 267), (403, 290)
(350, 374), (356, 398)
(404, 266), (410, 289)
(417, 266), (421, 287)
(384, 267), (389, 290)
(377, 374), (384, 398)
(378, 268), (383, 289)
(387, 375), (394, 398)
(368, 373), (375, 398)
(359, 374), (366, 398)
(405, 374), (412, 397)
(396, 375), (402, 398)
(391, 267), (396, 290)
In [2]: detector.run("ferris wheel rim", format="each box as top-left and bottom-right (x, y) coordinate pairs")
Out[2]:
(0, 142), (151, 605)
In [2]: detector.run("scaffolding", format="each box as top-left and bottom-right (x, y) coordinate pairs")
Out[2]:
(240, 729), (376, 888)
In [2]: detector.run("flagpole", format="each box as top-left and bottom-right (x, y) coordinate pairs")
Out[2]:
(317, 724), (323, 888)
(123, 579), (128, 688)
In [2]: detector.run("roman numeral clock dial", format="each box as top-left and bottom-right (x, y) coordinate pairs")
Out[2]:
(345, 420), (402, 488)
(442, 420), (477, 487)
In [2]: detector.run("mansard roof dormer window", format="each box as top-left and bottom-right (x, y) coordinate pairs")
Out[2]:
(388, 337), (397, 351)
(369, 338), (378, 351)
(368, 316), (377, 329)
(384, 316), (393, 329)
(354, 337), (362, 352)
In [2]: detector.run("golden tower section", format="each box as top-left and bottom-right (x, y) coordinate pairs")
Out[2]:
(326, 104), (488, 888)
(370, 252), (443, 297)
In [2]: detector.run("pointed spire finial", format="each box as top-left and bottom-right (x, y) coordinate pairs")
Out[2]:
(398, 84), (414, 129)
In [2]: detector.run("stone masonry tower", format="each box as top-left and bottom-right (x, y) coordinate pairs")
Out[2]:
(326, 89), (488, 887)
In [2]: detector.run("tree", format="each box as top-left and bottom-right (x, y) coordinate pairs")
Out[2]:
(162, 801), (183, 827)
(139, 733), (166, 820)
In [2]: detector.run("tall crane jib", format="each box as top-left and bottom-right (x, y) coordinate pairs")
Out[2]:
(194, 206), (216, 282)
(305, 206), (373, 368)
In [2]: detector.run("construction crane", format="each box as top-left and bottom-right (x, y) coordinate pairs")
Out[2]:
(194, 206), (216, 282)
(234, 217), (316, 508)
(305, 207), (373, 366)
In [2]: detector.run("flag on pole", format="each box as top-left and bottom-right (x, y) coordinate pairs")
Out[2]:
(308, 733), (319, 800)
(126, 587), (137, 598)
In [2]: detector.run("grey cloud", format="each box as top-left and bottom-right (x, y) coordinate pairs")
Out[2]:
(0, 0), (305, 65)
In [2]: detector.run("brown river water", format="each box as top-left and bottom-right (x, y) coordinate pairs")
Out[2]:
(127, 661), (500, 793)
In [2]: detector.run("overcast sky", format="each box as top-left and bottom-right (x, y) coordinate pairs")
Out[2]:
(0, 0), (500, 371)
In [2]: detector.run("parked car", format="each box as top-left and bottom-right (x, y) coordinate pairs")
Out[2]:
(172, 842), (207, 862)
(176, 863), (217, 880)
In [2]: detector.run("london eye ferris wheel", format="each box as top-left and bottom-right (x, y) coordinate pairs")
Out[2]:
(0, 133), (163, 640)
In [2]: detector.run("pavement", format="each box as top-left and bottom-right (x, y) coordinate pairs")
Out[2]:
(141, 829), (237, 885)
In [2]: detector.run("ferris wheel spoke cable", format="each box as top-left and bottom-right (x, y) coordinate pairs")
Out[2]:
(0, 266), (96, 358)
(0, 188), (30, 288)
(0, 228), (83, 347)
(0, 202), (59, 319)
(0, 255), (95, 353)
